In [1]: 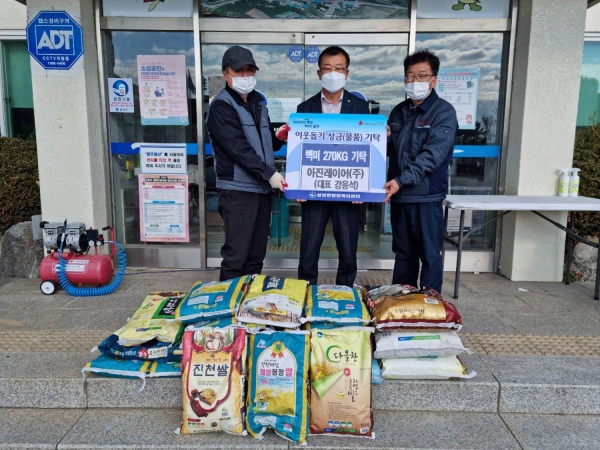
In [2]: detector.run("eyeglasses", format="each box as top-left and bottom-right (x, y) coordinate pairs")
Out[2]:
(404, 74), (435, 83)
(320, 67), (347, 74)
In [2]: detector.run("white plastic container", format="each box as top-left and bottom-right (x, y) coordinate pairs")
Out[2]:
(569, 168), (581, 197)
(558, 168), (570, 197)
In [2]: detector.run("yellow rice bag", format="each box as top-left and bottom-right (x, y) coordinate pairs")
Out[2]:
(309, 327), (375, 438)
(118, 292), (186, 346)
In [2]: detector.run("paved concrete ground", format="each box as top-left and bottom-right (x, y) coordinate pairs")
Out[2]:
(2, 268), (600, 449)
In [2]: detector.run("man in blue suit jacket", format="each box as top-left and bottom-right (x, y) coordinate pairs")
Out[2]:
(296, 46), (370, 287)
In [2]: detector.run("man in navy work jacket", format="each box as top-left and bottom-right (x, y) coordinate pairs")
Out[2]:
(296, 46), (370, 287)
(384, 49), (458, 294)
(206, 45), (287, 281)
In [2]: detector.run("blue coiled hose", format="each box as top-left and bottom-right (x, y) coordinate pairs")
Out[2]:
(55, 239), (127, 297)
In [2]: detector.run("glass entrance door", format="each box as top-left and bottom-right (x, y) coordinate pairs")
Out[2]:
(201, 33), (408, 269)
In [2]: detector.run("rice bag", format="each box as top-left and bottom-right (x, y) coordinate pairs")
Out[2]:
(175, 277), (250, 324)
(246, 330), (310, 443)
(118, 292), (186, 346)
(180, 327), (247, 435)
(237, 276), (308, 329)
(190, 315), (238, 329)
(309, 327), (375, 438)
(304, 321), (345, 331)
(82, 355), (180, 391)
(303, 285), (371, 325)
(374, 330), (469, 359)
(96, 329), (182, 363)
(380, 355), (477, 380)
(364, 285), (462, 331)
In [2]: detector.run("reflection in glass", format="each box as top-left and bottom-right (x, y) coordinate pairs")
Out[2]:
(105, 31), (197, 245)
(200, 0), (409, 19)
(417, 33), (507, 250)
(577, 41), (600, 127)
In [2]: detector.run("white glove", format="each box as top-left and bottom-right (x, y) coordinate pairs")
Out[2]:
(269, 172), (288, 192)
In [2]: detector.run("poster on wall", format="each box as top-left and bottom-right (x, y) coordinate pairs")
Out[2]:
(108, 78), (134, 113)
(139, 174), (189, 242)
(436, 68), (480, 130)
(137, 55), (189, 126)
(417, 0), (510, 19)
(266, 98), (301, 123)
(138, 143), (187, 175)
(103, 0), (193, 17)
(285, 113), (387, 202)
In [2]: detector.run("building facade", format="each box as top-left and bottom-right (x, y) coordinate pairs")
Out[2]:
(0, 0), (596, 281)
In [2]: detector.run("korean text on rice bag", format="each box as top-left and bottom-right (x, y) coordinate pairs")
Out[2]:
(180, 327), (247, 435)
(97, 329), (182, 363)
(118, 292), (186, 346)
(380, 355), (477, 380)
(309, 327), (374, 438)
(175, 277), (250, 324)
(303, 285), (371, 325)
(246, 331), (310, 443)
(374, 330), (469, 359)
(237, 276), (308, 329)
(364, 285), (462, 331)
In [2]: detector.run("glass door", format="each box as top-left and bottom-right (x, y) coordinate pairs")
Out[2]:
(201, 33), (408, 269)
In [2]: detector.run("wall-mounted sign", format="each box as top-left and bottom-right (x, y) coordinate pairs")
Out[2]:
(108, 78), (134, 113)
(305, 46), (320, 64)
(137, 55), (189, 126)
(288, 45), (304, 63)
(417, 0), (510, 19)
(136, 143), (187, 174)
(436, 68), (480, 130)
(266, 98), (301, 123)
(103, 0), (193, 17)
(26, 11), (84, 70)
(285, 113), (387, 203)
(139, 174), (189, 242)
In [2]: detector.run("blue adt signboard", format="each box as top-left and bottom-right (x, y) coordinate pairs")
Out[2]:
(26, 11), (84, 70)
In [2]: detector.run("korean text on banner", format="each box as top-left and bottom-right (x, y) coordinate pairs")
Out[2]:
(285, 113), (387, 203)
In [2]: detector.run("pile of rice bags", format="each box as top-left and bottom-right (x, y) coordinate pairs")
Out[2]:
(302, 285), (371, 330)
(84, 291), (187, 386)
(364, 285), (475, 380)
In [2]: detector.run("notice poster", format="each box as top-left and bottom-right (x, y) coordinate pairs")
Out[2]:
(138, 143), (187, 175)
(267, 98), (301, 123)
(137, 55), (189, 126)
(139, 174), (189, 242)
(108, 78), (134, 113)
(436, 68), (480, 130)
(285, 113), (387, 202)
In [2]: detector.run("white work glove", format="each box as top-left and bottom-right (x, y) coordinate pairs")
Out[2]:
(269, 172), (288, 192)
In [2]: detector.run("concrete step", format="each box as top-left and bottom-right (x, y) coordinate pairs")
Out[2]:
(4, 407), (600, 449)
(4, 351), (600, 415)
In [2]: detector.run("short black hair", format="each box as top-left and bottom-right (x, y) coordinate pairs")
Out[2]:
(404, 49), (440, 76)
(318, 46), (350, 69)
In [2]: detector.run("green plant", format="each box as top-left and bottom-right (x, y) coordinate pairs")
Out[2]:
(0, 137), (41, 234)
(572, 121), (600, 237)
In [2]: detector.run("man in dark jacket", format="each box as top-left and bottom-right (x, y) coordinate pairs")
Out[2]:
(384, 49), (458, 294)
(206, 45), (287, 281)
(296, 46), (370, 287)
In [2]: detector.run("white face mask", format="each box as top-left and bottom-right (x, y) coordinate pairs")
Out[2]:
(321, 71), (346, 93)
(228, 74), (256, 95)
(405, 78), (434, 101)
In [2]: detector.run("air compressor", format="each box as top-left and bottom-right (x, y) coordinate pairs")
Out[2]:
(38, 220), (126, 296)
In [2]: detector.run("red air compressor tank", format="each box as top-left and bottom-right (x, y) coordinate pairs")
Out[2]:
(39, 252), (114, 286)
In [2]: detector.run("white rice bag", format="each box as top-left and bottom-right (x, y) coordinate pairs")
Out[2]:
(380, 355), (477, 380)
(374, 330), (470, 359)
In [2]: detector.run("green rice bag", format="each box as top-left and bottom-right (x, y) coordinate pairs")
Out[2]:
(175, 277), (250, 324)
(246, 330), (310, 443)
(303, 285), (371, 324)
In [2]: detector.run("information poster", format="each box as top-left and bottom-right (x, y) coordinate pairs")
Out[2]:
(139, 174), (189, 242)
(267, 98), (301, 123)
(108, 77), (134, 113)
(436, 68), (480, 130)
(138, 143), (187, 175)
(285, 113), (387, 202)
(137, 55), (189, 126)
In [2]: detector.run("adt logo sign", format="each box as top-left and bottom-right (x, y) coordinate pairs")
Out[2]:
(26, 11), (84, 70)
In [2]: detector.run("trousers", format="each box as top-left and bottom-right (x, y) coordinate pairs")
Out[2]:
(390, 200), (445, 293)
(298, 200), (360, 287)
(218, 189), (271, 281)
